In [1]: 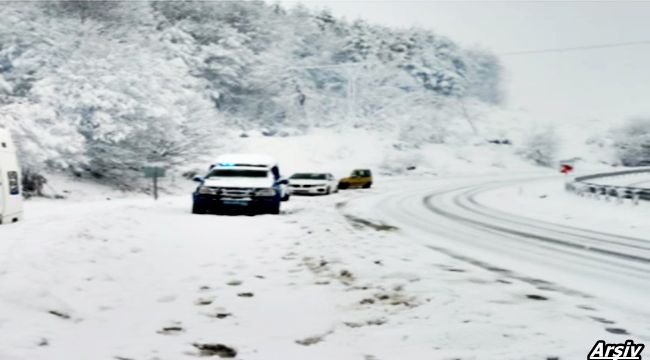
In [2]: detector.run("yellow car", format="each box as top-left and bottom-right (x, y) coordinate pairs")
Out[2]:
(338, 169), (373, 189)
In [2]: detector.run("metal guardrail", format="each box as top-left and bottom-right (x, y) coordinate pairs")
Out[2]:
(566, 168), (650, 204)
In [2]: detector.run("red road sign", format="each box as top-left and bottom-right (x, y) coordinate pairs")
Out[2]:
(560, 164), (574, 174)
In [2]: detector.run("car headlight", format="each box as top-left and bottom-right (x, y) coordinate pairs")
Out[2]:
(198, 186), (219, 195)
(255, 188), (277, 197)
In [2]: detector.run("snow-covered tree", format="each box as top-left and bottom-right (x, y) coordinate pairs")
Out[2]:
(612, 118), (650, 166)
(0, 2), (221, 183)
(0, 101), (86, 171)
(35, 15), (220, 182)
(518, 127), (559, 167)
(0, 0), (507, 184)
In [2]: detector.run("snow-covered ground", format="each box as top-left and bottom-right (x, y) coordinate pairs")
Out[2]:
(479, 175), (650, 238)
(226, 128), (538, 178)
(1, 172), (648, 359)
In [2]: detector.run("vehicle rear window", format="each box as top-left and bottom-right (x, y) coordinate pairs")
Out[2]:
(8, 171), (19, 195)
(290, 173), (327, 180)
(207, 169), (269, 178)
(353, 170), (371, 177)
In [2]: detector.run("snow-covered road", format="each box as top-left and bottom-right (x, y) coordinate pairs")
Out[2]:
(1, 174), (648, 359)
(343, 175), (650, 311)
(341, 174), (650, 350)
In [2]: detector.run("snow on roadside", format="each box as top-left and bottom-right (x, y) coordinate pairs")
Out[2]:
(33, 126), (545, 204)
(0, 194), (345, 360)
(227, 128), (538, 179)
(2, 173), (645, 359)
(477, 176), (650, 239)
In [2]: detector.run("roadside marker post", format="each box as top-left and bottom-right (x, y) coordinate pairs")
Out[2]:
(144, 166), (166, 200)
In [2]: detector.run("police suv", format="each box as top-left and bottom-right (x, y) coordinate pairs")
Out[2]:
(192, 154), (289, 215)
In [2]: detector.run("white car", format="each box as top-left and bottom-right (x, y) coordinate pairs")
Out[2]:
(288, 173), (339, 195)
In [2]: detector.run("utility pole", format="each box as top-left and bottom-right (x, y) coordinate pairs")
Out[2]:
(287, 62), (371, 123)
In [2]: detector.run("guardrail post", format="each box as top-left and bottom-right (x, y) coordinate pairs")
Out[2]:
(579, 185), (587, 198)
(633, 191), (641, 206)
(616, 189), (623, 204)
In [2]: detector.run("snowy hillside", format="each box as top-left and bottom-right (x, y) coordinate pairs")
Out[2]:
(0, 0), (530, 187)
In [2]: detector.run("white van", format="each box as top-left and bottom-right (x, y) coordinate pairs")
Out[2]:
(0, 129), (22, 224)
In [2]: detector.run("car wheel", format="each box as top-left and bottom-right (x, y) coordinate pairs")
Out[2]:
(338, 182), (349, 190)
(192, 203), (206, 214)
(362, 182), (372, 189)
(267, 202), (281, 215)
(325, 186), (331, 195)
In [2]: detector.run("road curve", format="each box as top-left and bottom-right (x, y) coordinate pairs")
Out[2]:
(341, 175), (650, 314)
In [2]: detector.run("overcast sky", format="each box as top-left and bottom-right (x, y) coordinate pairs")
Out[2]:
(281, 0), (650, 126)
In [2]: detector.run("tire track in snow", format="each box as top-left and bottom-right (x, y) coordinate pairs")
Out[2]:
(340, 175), (650, 315)
(425, 184), (650, 266)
